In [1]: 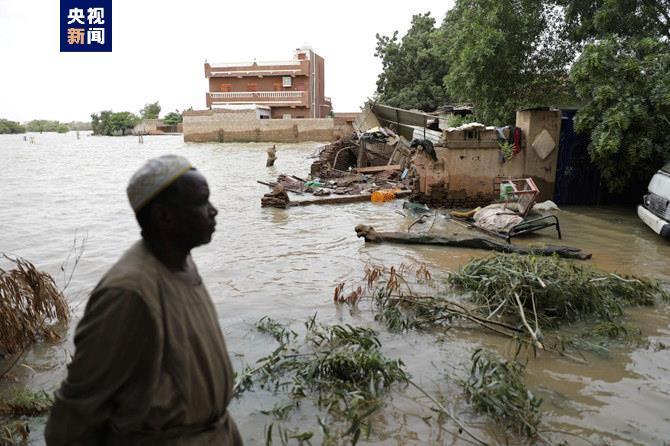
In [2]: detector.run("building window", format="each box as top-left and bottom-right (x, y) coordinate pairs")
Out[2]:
(247, 83), (257, 92)
(282, 114), (292, 119)
(282, 76), (292, 88)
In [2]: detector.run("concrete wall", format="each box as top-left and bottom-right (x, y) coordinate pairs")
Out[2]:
(183, 109), (336, 142)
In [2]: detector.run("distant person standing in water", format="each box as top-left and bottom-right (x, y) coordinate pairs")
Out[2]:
(266, 144), (277, 167)
(46, 155), (242, 445)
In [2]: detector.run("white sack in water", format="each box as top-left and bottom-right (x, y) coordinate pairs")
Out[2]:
(473, 204), (523, 233)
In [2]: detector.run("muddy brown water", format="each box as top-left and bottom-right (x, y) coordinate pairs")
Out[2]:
(1, 133), (669, 445)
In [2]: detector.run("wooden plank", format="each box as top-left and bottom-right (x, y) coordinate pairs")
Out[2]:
(352, 165), (401, 174)
(289, 190), (411, 207)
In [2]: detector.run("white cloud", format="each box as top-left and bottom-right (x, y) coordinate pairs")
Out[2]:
(0, 0), (453, 122)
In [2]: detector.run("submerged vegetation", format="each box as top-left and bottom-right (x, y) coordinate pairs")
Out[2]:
(0, 389), (53, 445)
(329, 255), (668, 442)
(0, 256), (69, 357)
(462, 349), (543, 439)
(447, 254), (667, 328)
(237, 316), (410, 444)
(0, 389), (52, 417)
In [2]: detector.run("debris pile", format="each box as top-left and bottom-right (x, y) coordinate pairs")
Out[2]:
(260, 185), (289, 209)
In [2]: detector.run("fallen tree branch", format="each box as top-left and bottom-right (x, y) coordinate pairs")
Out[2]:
(355, 225), (592, 260)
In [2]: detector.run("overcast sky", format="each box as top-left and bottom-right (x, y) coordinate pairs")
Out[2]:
(0, 0), (453, 123)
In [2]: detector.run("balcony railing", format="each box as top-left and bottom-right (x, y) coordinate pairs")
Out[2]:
(211, 91), (305, 99)
(207, 90), (308, 107)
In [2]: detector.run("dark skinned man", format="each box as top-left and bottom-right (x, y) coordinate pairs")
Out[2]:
(46, 155), (242, 445)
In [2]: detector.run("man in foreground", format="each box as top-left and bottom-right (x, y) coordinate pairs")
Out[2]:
(46, 155), (242, 445)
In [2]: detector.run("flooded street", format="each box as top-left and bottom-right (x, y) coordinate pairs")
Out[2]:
(1, 132), (669, 445)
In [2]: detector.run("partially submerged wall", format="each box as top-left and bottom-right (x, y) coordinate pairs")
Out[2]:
(412, 108), (561, 206)
(183, 109), (337, 142)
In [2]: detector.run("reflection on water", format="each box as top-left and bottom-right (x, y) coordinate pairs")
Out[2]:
(1, 133), (669, 444)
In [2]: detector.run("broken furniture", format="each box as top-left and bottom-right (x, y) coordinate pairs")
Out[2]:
(461, 177), (562, 243)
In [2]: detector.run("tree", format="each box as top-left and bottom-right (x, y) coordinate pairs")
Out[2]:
(571, 37), (670, 192)
(25, 120), (63, 133)
(561, 0), (670, 191)
(91, 110), (140, 136)
(0, 119), (26, 134)
(163, 110), (183, 126)
(558, 0), (670, 42)
(140, 101), (161, 120)
(374, 13), (451, 111)
(442, 0), (575, 125)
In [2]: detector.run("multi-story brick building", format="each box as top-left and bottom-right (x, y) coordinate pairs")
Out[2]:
(204, 47), (332, 119)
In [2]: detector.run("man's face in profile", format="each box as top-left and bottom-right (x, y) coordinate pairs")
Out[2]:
(169, 170), (218, 248)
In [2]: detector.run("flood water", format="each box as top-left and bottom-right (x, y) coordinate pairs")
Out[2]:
(1, 132), (669, 445)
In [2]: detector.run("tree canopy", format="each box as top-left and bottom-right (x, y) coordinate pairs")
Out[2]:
(0, 119), (26, 134)
(443, 0), (575, 124)
(140, 101), (161, 120)
(563, 0), (670, 191)
(91, 111), (139, 136)
(374, 0), (670, 191)
(25, 120), (69, 133)
(163, 110), (183, 126)
(374, 13), (450, 111)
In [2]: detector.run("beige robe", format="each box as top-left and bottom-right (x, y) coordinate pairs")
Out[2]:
(45, 241), (242, 445)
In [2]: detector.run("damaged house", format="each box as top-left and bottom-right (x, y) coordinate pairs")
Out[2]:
(312, 103), (561, 208)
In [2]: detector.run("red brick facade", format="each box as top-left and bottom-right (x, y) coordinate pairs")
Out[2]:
(204, 48), (332, 119)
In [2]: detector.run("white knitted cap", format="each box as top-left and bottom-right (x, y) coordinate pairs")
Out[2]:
(126, 155), (192, 212)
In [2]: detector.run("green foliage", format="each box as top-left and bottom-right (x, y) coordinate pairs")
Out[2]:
(139, 101), (161, 119)
(461, 349), (543, 438)
(0, 119), (25, 134)
(445, 114), (474, 128)
(559, 0), (670, 191)
(375, 2), (575, 122)
(238, 317), (409, 444)
(0, 389), (52, 417)
(558, 0), (670, 42)
(448, 254), (668, 328)
(91, 110), (140, 136)
(374, 13), (450, 111)
(162, 110), (183, 126)
(570, 37), (670, 191)
(442, 0), (575, 124)
(581, 321), (643, 343)
(0, 389), (52, 445)
(24, 120), (69, 133)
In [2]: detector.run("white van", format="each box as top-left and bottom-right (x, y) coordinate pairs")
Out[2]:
(638, 162), (670, 239)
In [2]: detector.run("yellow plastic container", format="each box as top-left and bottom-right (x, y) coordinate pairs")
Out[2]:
(371, 189), (398, 203)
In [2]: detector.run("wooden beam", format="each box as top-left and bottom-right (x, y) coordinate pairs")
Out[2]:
(352, 165), (401, 174)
